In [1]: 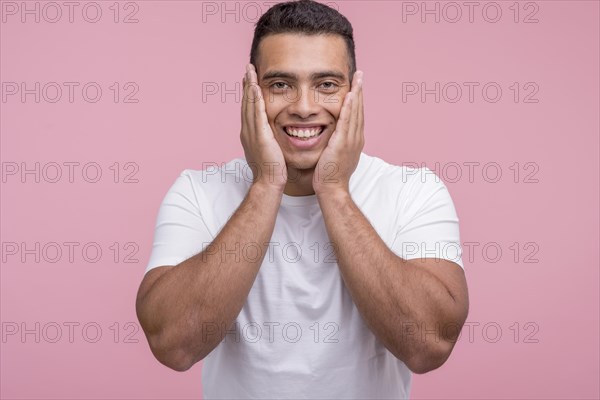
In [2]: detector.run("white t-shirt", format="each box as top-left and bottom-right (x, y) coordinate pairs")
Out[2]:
(145, 152), (464, 399)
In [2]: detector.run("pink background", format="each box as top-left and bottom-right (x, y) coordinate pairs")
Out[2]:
(1, 1), (598, 399)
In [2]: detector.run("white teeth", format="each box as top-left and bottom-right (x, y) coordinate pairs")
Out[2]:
(285, 127), (323, 138)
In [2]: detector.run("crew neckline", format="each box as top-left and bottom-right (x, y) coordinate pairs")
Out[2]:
(281, 192), (319, 206)
(237, 152), (369, 207)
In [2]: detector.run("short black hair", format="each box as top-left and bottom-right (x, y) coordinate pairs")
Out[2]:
(250, 0), (356, 81)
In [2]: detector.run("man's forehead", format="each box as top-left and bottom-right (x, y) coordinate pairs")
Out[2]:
(257, 33), (349, 79)
(261, 69), (347, 82)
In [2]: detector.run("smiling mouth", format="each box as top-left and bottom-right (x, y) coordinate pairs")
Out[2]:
(284, 126), (325, 140)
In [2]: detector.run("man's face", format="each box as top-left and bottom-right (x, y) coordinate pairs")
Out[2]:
(256, 33), (352, 172)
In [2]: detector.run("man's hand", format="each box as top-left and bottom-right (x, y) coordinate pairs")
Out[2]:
(240, 64), (287, 191)
(313, 70), (364, 196)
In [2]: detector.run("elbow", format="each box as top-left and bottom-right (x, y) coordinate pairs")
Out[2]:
(406, 357), (444, 375)
(136, 300), (202, 371)
(160, 354), (195, 372)
(156, 348), (197, 372)
(136, 274), (202, 372)
(404, 340), (454, 375)
(407, 299), (469, 374)
(137, 312), (212, 372)
(147, 332), (200, 372)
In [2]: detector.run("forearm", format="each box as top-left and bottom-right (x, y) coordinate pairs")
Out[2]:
(139, 183), (283, 369)
(317, 191), (462, 372)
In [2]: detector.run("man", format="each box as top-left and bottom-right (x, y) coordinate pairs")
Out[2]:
(136, 0), (469, 398)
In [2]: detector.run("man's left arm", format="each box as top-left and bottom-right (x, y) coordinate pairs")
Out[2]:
(313, 71), (469, 374)
(317, 190), (469, 374)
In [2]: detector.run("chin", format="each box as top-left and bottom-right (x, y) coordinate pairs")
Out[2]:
(284, 152), (321, 171)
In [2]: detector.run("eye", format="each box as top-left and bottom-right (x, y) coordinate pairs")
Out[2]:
(318, 81), (339, 92)
(270, 82), (290, 90)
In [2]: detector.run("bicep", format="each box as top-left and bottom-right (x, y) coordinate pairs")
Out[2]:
(390, 168), (468, 318)
(406, 257), (469, 319)
(145, 171), (215, 275)
(391, 168), (464, 269)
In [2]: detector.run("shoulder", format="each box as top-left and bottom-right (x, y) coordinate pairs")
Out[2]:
(352, 152), (444, 199)
(159, 158), (250, 218)
(351, 153), (459, 224)
(179, 157), (252, 196)
(181, 157), (250, 185)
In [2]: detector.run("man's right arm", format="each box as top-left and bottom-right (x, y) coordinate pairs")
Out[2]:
(137, 64), (285, 371)
(136, 181), (282, 371)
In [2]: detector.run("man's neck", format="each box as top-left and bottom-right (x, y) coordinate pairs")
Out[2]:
(284, 168), (316, 196)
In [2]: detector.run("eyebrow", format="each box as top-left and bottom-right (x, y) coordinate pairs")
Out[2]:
(261, 70), (347, 82)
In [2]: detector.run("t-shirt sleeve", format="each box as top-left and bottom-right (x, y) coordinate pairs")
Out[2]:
(145, 170), (215, 274)
(390, 167), (464, 269)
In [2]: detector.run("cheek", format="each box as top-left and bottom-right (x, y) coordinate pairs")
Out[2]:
(262, 103), (276, 124)
(326, 93), (347, 120)
(262, 94), (285, 123)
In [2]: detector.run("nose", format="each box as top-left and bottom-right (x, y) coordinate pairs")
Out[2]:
(286, 86), (319, 119)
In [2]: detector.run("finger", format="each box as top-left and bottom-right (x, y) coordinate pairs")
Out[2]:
(334, 92), (353, 145)
(246, 66), (261, 135)
(356, 72), (364, 142)
(246, 68), (259, 143)
(243, 66), (252, 119)
(242, 73), (248, 131)
(243, 71), (256, 142)
(348, 72), (360, 139)
(253, 75), (270, 139)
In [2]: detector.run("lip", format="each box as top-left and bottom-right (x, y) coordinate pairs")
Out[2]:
(284, 125), (325, 129)
(281, 125), (326, 150)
